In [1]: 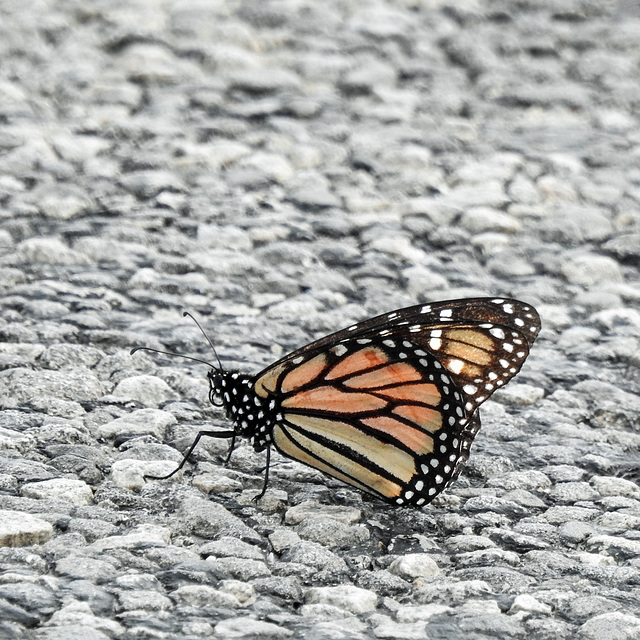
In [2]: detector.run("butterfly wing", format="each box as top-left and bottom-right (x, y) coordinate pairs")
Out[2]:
(251, 297), (540, 506)
(258, 297), (540, 413)
(269, 297), (538, 355)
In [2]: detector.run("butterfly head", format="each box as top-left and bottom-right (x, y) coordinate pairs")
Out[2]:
(207, 368), (226, 408)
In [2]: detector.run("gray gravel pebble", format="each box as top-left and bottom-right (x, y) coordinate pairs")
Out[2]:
(0, 510), (53, 547)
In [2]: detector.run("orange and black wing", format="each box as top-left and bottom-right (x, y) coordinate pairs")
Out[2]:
(252, 298), (540, 506)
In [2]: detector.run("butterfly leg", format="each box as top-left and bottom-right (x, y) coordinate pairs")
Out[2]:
(252, 446), (271, 502)
(224, 432), (238, 465)
(144, 429), (236, 481)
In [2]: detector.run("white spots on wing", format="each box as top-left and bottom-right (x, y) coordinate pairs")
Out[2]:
(463, 384), (478, 395)
(398, 352), (407, 359)
(420, 305), (432, 314)
(409, 325), (421, 333)
(440, 308), (453, 318)
(490, 327), (505, 340)
(503, 303), (514, 314)
(403, 341), (413, 348)
(492, 298), (505, 304)
(447, 358), (464, 374)
(515, 317), (525, 327)
(333, 344), (348, 356)
(499, 359), (509, 368)
(488, 371), (498, 380)
(503, 343), (514, 353)
(431, 329), (442, 338)
(429, 338), (442, 350)
(347, 324), (358, 331)
(356, 338), (372, 344)
(383, 339), (396, 348)
(292, 356), (304, 364)
(387, 312), (398, 320)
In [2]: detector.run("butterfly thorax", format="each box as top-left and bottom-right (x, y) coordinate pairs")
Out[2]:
(207, 369), (279, 451)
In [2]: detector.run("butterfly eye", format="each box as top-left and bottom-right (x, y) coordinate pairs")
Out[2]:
(209, 392), (224, 408)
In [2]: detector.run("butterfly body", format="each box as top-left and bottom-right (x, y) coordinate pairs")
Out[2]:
(200, 297), (540, 507)
(208, 370), (277, 452)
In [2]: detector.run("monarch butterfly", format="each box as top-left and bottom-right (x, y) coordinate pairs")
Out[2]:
(132, 297), (540, 507)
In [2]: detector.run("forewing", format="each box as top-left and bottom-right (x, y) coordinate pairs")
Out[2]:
(257, 297), (540, 417)
(257, 339), (469, 506)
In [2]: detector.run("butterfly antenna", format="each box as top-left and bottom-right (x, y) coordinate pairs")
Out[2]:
(129, 346), (215, 368)
(183, 311), (224, 372)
